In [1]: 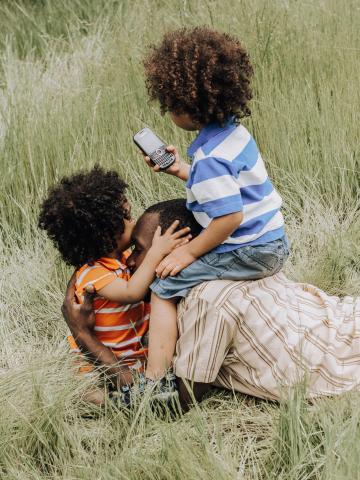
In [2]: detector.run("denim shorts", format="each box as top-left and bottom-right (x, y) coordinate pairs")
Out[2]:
(150, 236), (290, 299)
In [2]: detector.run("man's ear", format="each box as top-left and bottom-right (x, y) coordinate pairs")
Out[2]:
(137, 212), (161, 250)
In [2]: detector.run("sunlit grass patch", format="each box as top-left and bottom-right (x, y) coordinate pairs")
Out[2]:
(1, 0), (360, 478)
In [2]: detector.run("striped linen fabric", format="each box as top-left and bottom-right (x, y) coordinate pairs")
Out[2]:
(174, 273), (360, 400)
(186, 119), (285, 253)
(68, 251), (149, 371)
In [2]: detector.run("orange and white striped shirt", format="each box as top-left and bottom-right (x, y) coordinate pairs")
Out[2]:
(68, 251), (149, 370)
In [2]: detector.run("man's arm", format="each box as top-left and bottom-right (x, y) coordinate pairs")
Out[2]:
(61, 274), (133, 387)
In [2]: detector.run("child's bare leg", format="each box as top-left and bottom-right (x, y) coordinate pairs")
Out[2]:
(146, 293), (178, 380)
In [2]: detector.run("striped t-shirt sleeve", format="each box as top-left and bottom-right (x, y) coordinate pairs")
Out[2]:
(75, 266), (117, 302)
(186, 156), (243, 218)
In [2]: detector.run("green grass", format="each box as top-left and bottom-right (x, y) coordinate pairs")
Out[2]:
(1, 0), (360, 478)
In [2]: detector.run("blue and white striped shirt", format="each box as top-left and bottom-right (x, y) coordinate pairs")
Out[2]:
(186, 119), (285, 252)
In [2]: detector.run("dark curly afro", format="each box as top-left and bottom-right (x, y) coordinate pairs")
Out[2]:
(143, 27), (254, 126)
(38, 166), (130, 267)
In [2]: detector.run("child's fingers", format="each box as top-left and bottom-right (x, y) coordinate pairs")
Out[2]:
(166, 145), (176, 153)
(155, 256), (171, 275)
(153, 225), (162, 239)
(170, 264), (183, 276)
(172, 226), (191, 239)
(176, 235), (192, 247)
(159, 262), (176, 279)
(144, 156), (162, 173)
(165, 219), (180, 234)
(174, 238), (189, 248)
(155, 262), (165, 277)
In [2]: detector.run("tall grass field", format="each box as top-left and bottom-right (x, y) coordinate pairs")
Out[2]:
(0, 0), (360, 478)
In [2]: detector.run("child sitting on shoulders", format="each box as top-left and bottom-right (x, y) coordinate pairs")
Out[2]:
(38, 166), (190, 405)
(142, 27), (290, 390)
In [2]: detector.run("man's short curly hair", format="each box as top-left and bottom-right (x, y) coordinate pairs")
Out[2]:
(143, 198), (202, 237)
(143, 27), (254, 126)
(38, 166), (130, 267)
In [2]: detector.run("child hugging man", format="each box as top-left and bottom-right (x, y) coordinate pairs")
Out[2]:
(142, 28), (290, 390)
(38, 166), (190, 406)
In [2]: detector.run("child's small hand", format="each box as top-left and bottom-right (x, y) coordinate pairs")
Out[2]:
(143, 145), (184, 177)
(151, 220), (192, 258)
(155, 245), (196, 279)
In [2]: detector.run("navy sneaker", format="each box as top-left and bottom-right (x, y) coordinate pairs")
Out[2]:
(109, 371), (178, 409)
(109, 375), (146, 409)
(145, 370), (178, 404)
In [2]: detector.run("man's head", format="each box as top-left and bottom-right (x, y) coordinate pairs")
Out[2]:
(127, 198), (202, 271)
(143, 27), (254, 128)
(38, 166), (134, 267)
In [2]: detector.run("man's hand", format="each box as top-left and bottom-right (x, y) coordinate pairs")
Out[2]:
(155, 245), (197, 279)
(61, 272), (96, 337)
(143, 145), (190, 181)
(61, 273), (133, 387)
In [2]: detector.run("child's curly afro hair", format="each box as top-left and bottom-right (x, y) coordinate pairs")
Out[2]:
(38, 166), (130, 267)
(143, 27), (254, 126)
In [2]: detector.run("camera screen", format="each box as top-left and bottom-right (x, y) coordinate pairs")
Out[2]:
(139, 130), (163, 153)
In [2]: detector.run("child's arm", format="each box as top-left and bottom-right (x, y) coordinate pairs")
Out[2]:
(156, 211), (244, 279)
(144, 145), (190, 181)
(97, 221), (191, 303)
(153, 153), (245, 278)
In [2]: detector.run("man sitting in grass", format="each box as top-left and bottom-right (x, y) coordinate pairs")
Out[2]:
(62, 198), (360, 410)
